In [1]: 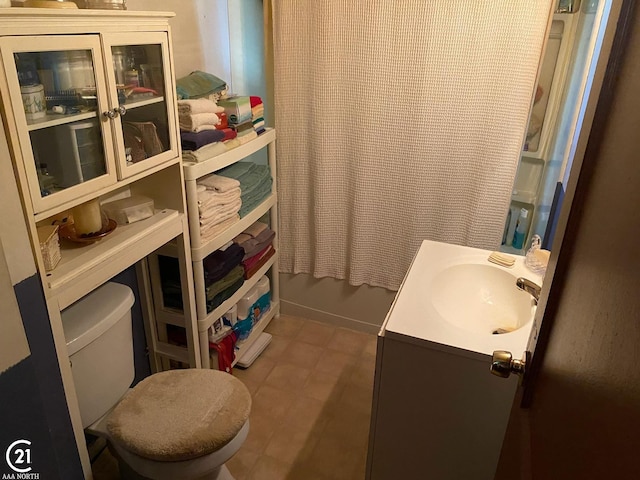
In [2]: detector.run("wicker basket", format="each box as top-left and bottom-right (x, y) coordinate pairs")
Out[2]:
(37, 225), (61, 271)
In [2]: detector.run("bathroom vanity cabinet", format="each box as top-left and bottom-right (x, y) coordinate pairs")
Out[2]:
(148, 129), (280, 369)
(0, 10), (198, 477)
(367, 240), (536, 480)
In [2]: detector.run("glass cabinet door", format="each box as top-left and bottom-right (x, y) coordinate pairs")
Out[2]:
(0, 36), (117, 214)
(103, 33), (178, 179)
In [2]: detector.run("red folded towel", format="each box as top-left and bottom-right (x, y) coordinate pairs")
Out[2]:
(250, 96), (263, 108)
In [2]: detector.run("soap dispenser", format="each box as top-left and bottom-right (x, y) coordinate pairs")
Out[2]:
(512, 208), (529, 249)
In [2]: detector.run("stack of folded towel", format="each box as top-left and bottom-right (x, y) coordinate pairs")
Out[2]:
(250, 96), (265, 135)
(217, 162), (272, 218)
(179, 98), (244, 163)
(218, 96), (258, 146)
(233, 221), (276, 279)
(202, 243), (246, 313)
(196, 174), (242, 242)
(178, 98), (224, 132)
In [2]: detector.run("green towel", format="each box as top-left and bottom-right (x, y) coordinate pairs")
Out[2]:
(206, 265), (245, 301)
(176, 71), (228, 100)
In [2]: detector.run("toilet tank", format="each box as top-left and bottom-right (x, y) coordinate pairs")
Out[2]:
(61, 282), (135, 428)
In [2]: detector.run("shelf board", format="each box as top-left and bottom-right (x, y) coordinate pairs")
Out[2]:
(192, 193), (277, 261)
(122, 95), (165, 110)
(197, 252), (278, 331)
(232, 300), (279, 367)
(27, 110), (97, 131)
(182, 128), (276, 180)
(47, 208), (180, 294)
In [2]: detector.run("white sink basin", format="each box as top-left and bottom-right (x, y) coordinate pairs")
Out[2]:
(383, 240), (544, 356)
(430, 264), (536, 335)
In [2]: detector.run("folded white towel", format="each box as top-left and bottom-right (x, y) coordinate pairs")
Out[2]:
(178, 98), (225, 115)
(200, 198), (242, 223)
(179, 112), (220, 132)
(198, 174), (240, 193)
(198, 187), (241, 211)
(200, 215), (240, 243)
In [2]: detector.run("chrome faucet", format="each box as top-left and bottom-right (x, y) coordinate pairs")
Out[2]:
(516, 277), (541, 305)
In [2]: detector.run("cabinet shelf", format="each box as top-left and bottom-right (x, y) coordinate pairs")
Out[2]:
(191, 193), (277, 261)
(182, 128), (276, 180)
(122, 95), (165, 110)
(26, 110), (98, 131)
(48, 208), (182, 306)
(197, 252), (278, 332)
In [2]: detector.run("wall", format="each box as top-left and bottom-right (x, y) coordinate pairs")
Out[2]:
(0, 116), (82, 478)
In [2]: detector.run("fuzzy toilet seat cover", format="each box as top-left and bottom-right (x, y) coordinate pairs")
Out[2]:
(106, 369), (251, 462)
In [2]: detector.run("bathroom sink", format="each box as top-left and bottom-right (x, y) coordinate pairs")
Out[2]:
(382, 240), (544, 356)
(430, 264), (536, 335)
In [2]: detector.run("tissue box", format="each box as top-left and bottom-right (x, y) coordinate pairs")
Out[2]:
(102, 195), (154, 225)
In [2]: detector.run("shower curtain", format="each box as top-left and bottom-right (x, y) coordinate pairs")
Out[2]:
(273, 1), (553, 290)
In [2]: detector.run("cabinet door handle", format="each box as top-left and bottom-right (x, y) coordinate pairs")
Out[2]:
(114, 105), (127, 116)
(103, 110), (117, 119)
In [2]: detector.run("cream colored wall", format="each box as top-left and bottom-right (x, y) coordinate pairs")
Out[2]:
(126, 0), (231, 81)
(280, 273), (396, 332)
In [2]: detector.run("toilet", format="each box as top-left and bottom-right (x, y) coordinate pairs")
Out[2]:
(61, 282), (251, 480)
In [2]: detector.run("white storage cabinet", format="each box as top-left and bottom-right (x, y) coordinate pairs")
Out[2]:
(0, 10), (198, 477)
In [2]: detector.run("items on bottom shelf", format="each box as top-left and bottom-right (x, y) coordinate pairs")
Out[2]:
(236, 275), (271, 340)
(502, 205), (531, 249)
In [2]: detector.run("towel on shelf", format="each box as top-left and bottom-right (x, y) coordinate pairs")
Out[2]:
(179, 112), (220, 132)
(218, 96), (252, 125)
(230, 121), (255, 135)
(206, 265), (245, 301)
(197, 187), (241, 209)
(182, 142), (228, 163)
(217, 162), (272, 217)
(180, 129), (225, 151)
(200, 215), (240, 244)
(243, 245), (276, 280)
(243, 221), (269, 238)
(236, 130), (258, 146)
(198, 174), (241, 193)
(237, 229), (276, 260)
(176, 70), (228, 100)
(203, 243), (245, 285)
(177, 98), (225, 115)
(199, 198), (242, 223)
(253, 117), (265, 135)
(220, 128), (237, 141)
(215, 112), (229, 129)
(206, 278), (244, 313)
(251, 106), (264, 118)
(250, 96), (263, 108)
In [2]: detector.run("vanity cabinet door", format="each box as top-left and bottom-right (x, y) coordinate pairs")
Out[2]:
(0, 35), (117, 214)
(102, 32), (178, 180)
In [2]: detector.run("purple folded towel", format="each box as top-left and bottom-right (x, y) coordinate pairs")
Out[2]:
(181, 129), (226, 151)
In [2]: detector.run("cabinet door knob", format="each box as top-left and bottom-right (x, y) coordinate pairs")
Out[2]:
(114, 105), (127, 116)
(102, 110), (117, 119)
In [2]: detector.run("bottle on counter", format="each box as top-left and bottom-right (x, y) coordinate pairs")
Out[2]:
(512, 208), (530, 250)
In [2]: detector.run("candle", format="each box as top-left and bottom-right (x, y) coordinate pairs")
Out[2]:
(72, 199), (103, 236)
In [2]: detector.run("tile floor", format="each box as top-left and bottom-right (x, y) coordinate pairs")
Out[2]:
(92, 315), (377, 480)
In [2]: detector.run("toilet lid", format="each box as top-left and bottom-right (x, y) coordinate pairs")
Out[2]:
(106, 369), (251, 462)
